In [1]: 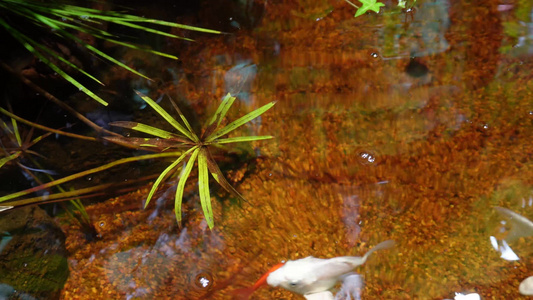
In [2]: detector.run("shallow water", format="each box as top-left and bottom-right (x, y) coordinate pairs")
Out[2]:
(2, 0), (533, 299)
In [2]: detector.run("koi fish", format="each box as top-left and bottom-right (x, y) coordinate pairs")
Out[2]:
(235, 240), (394, 299)
(267, 240), (394, 296)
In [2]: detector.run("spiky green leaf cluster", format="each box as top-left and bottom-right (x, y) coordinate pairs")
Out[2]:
(111, 92), (275, 228)
(0, 0), (220, 105)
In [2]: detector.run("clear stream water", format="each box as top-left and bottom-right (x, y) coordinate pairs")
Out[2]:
(1, 0), (533, 299)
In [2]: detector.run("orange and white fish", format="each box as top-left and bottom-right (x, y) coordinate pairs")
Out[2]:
(235, 240), (394, 299)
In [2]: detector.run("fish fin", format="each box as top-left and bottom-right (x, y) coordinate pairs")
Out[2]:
(231, 287), (255, 300)
(495, 207), (533, 242)
(361, 240), (395, 262)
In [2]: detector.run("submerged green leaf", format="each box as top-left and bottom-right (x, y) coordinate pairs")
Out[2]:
(206, 101), (276, 142)
(0, 151), (185, 203)
(145, 147), (197, 208)
(0, 152), (21, 169)
(174, 147), (200, 224)
(110, 121), (176, 139)
(135, 90), (199, 142)
(208, 93), (237, 128)
(198, 148), (214, 229)
(215, 135), (274, 144)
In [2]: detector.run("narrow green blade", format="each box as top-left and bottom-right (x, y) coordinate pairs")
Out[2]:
(198, 148), (214, 229)
(10, 118), (22, 146)
(101, 37), (178, 59)
(167, 96), (198, 140)
(174, 147), (199, 224)
(208, 93), (236, 128)
(0, 151), (185, 203)
(109, 121), (176, 139)
(134, 90), (198, 142)
(112, 20), (182, 39)
(213, 135), (273, 144)
(62, 30), (152, 81)
(206, 101), (276, 142)
(144, 147), (197, 208)
(0, 17), (108, 105)
(0, 152), (21, 169)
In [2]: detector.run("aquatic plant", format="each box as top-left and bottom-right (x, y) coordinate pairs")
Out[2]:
(106, 92), (276, 228)
(0, 0), (219, 105)
(344, 0), (385, 17)
(0, 93), (275, 229)
(0, 109), (96, 237)
(344, 0), (416, 17)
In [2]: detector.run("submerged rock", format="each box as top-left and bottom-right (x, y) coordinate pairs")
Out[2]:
(0, 206), (69, 299)
(519, 276), (533, 296)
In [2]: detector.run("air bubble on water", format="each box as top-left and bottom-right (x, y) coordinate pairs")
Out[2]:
(192, 272), (213, 290)
(358, 151), (376, 164)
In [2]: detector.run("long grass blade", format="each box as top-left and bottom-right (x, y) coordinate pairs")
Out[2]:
(134, 90), (198, 142)
(213, 136), (273, 144)
(0, 152), (21, 169)
(167, 96), (197, 139)
(145, 147), (197, 208)
(39, 3), (221, 34)
(0, 151), (185, 203)
(203, 93), (236, 138)
(2, 183), (114, 208)
(100, 37), (179, 59)
(109, 121), (177, 139)
(0, 18), (108, 105)
(10, 118), (22, 146)
(0, 107), (97, 142)
(198, 147), (214, 229)
(174, 147), (199, 224)
(208, 93), (236, 128)
(206, 101), (276, 142)
(62, 30), (152, 81)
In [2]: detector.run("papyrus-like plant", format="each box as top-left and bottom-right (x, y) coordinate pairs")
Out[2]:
(106, 92), (275, 228)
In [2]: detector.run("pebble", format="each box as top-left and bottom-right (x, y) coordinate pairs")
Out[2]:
(519, 276), (533, 296)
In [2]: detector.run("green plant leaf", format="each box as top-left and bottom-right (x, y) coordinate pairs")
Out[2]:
(0, 17), (109, 105)
(10, 118), (22, 146)
(0, 107), (97, 142)
(134, 90), (198, 142)
(145, 147), (197, 208)
(0, 152), (21, 169)
(167, 96), (196, 138)
(0, 151), (185, 203)
(214, 135), (274, 144)
(174, 147), (200, 224)
(354, 0), (385, 17)
(110, 121), (177, 139)
(205, 101), (276, 142)
(209, 93), (237, 128)
(198, 147), (214, 229)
